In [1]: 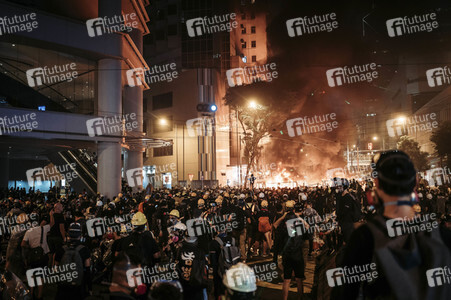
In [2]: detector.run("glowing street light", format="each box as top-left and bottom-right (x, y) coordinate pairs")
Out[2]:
(397, 116), (406, 123)
(159, 118), (167, 126)
(248, 100), (258, 109)
(373, 136), (378, 141)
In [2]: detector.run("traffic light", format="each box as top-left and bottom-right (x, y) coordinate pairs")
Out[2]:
(197, 103), (217, 113)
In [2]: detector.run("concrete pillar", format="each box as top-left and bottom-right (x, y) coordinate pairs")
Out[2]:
(124, 84), (144, 192)
(97, 58), (122, 199)
(124, 27), (144, 192)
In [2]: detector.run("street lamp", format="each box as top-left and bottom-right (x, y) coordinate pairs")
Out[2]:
(248, 100), (258, 109)
(373, 136), (378, 141)
(159, 118), (167, 126)
(397, 116), (406, 124)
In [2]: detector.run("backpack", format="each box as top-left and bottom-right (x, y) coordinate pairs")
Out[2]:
(244, 203), (258, 225)
(123, 232), (149, 265)
(60, 245), (84, 286)
(216, 237), (241, 278)
(282, 235), (303, 262)
(258, 216), (271, 233)
(364, 215), (451, 300)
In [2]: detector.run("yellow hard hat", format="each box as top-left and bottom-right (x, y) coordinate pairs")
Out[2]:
(17, 213), (29, 224)
(285, 200), (295, 208)
(131, 212), (147, 226)
(261, 200), (268, 208)
(170, 209), (180, 218)
(198, 199), (205, 207)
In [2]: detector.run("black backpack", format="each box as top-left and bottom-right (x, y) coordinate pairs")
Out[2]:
(123, 232), (148, 265)
(216, 237), (241, 278)
(365, 215), (451, 300)
(282, 235), (304, 262)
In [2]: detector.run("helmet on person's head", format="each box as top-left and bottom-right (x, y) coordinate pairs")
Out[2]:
(215, 197), (223, 205)
(190, 192), (197, 197)
(149, 280), (183, 300)
(131, 212), (147, 226)
(240, 193), (246, 199)
(184, 235), (197, 243)
(96, 200), (103, 207)
(285, 200), (295, 208)
(283, 194), (288, 199)
(169, 209), (180, 219)
(223, 263), (257, 295)
(258, 192), (265, 199)
(17, 213), (28, 224)
(118, 193), (123, 198)
(372, 150), (416, 196)
(68, 222), (82, 239)
(261, 200), (268, 208)
(198, 199), (205, 208)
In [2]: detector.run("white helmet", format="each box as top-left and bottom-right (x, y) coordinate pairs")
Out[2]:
(174, 222), (187, 231)
(96, 200), (103, 207)
(426, 193), (433, 200)
(240, 193), (246, 199)
(258, 192), (265, 199)
(301, 193), (307, 201)
(223, 263), (257, 294)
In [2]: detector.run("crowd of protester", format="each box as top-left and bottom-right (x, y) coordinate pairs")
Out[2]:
(0, 150), (450, 300)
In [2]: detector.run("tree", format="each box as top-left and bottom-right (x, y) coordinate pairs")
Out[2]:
(431, 121), (451, 167)
(223, 82), (283, 187)
(397, 136), (429, 171)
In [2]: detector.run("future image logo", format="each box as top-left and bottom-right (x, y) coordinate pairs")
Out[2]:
(286, 13), (338, 37)
(186, 14), (238, 37)
(126, 168), (144, 187)
(385, 214), (438, 237)
(86, 14), (138, 37)
(386, 13), (438, 37)
(286, 113), (338, 137)
(226, 264), (256, 288)
(126, 63), (178, 87)
(426, 167), (450, 186)
(326, 63), (378, 87)
(386, 113), (438, 137)
(326, 264), (378, 287)
(426, 267), (451, 287)
(426, 67), (451, 87)
(26, 64), (78, 88)
(0, 13), (38, 36)
(126, 263), (178, 287)
(226, 63), (278, 87)
(186, 214), (237, 237)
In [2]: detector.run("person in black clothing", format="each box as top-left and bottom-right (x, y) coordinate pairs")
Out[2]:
(274, 200), (309, 300)
(336, 151), (451, 300)
(335, 178), (361, 244)
(55, 222), (92, 300)
(48, 202), (66, 266)
(115, 212), (160, 267)
(177, 236), (207, 300)
(272, 203), (285, 263)
(209, 230), (235, 299)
